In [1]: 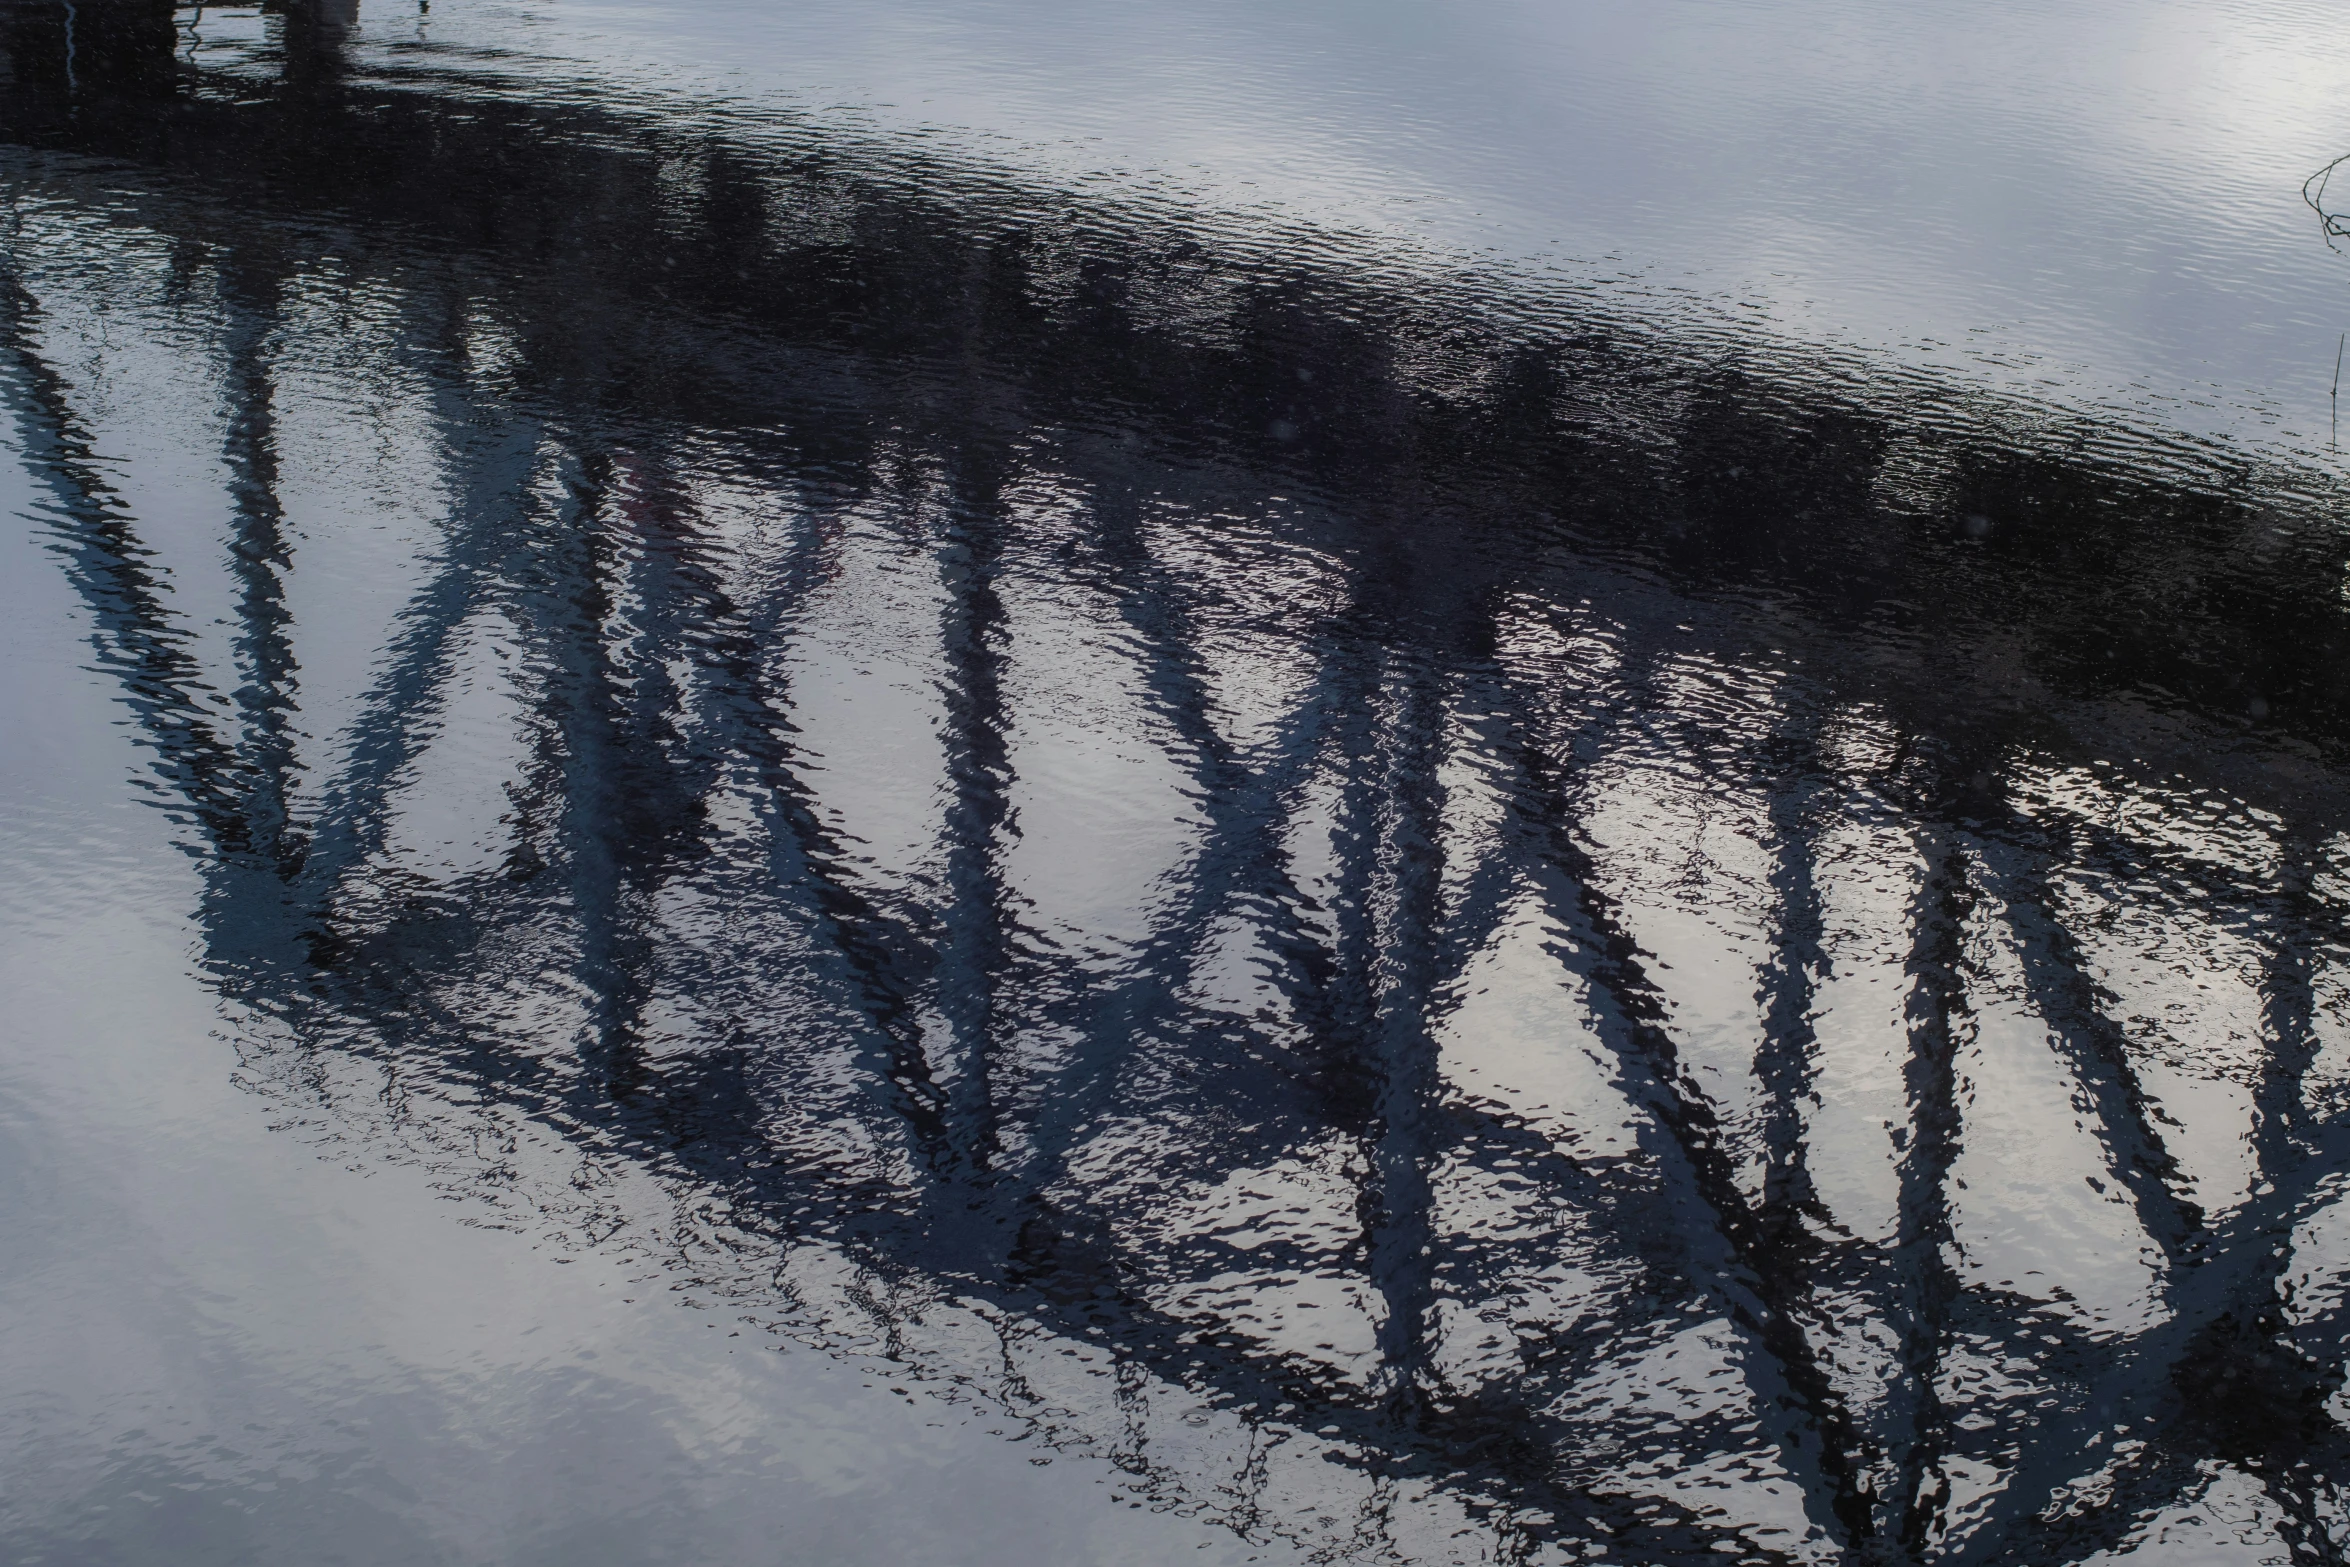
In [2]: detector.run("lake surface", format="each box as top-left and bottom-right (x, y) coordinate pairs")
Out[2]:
(2, 2), (2348, 1563)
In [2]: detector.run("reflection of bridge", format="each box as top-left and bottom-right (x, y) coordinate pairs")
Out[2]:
(3, 7), (2348, 1563)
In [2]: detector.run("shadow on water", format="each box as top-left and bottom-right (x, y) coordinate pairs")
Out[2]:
(3, 3), (2349, 1562)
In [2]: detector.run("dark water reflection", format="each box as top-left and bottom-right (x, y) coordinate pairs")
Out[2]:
(3, 4), (2349, 1563)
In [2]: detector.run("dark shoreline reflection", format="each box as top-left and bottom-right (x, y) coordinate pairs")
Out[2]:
(3, 4), (2348, 1563)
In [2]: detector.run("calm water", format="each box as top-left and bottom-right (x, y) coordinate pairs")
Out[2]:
(3, 3), (2349, 1563)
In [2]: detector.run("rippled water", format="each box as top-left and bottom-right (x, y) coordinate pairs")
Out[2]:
(4, 3), (2349, 1564)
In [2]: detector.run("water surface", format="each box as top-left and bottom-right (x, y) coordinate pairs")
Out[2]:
(2, 3), (2349, 1564)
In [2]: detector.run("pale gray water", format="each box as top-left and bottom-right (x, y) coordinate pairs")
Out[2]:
(0, 407), (1303, 1567)
(3, 3), (2349, 1564)
(201, 0), (2350, 452)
